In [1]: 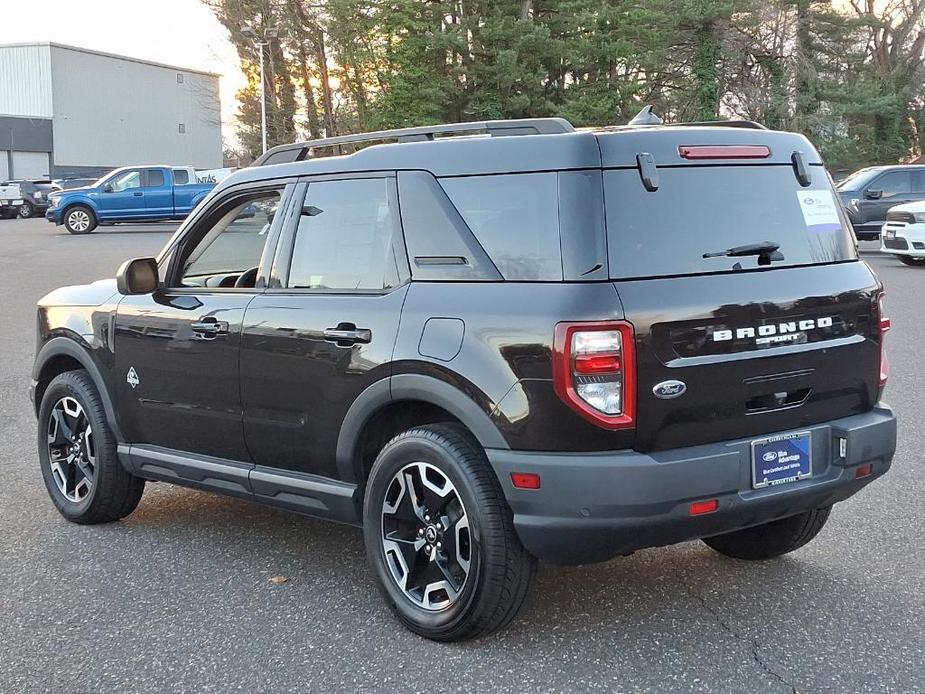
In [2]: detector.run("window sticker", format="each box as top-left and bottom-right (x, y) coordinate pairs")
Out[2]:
(796, 190), (842, 233)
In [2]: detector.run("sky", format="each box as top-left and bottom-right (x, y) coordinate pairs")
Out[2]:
(0, 0), (245, 142)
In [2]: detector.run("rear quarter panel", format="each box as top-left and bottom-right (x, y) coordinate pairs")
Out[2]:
(393, 281), (636, 451)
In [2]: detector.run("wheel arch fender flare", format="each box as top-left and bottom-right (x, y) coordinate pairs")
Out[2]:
(32, 336), (124, 442)
(61, 197), (98, 218)
(335, 373), (510, 483)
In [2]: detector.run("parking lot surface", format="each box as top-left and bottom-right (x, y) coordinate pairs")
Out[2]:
(1, 217), (922, 693)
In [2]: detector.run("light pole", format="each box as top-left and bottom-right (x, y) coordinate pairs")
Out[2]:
(241, 26), (278, 154)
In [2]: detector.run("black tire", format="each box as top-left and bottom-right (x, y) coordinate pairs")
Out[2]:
(0, 210), (16, 220)
(899, 255), (925, 267)
(702, 506), (832, 560)
(363, 424), (536, 641)
(37, 370), (144, 524)
(18, 201), (34, 218)
(62, 205), (97, 234)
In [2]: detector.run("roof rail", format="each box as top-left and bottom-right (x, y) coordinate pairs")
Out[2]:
(252, 117), (576, 167)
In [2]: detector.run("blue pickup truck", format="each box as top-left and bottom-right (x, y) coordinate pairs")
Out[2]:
(46, 165), (215, 234)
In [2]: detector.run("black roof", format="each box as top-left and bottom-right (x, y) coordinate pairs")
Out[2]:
(216, 116), (820, 195)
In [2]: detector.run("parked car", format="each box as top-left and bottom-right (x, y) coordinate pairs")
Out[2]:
(4, 180), (54, 218)
(836, 164), (925, 240)
(0, 182), (24, 219)
(52, 178), (99, 191)
(45, 165), (215, 234)
(31, 113), (896, 641)
(880, 200), (925, 266)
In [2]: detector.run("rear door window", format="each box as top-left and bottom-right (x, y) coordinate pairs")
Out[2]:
(604, 165), (857, 279)
(144, 169), (165, 188)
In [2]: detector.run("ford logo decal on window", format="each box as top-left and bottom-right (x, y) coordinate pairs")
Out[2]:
(653, 380), (687, 399)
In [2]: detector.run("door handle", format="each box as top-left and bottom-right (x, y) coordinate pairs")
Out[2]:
(133, 192), (144, 197)
(191, 317), (230, 337)
(323, 324), (372, 345)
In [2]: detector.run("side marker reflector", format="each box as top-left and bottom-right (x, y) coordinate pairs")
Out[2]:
(511, 472), (541, 490)
(689, 499), (719, 516)
(855, 464), (873, 479)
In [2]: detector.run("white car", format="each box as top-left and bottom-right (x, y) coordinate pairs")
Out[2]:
(0, 183), (24, 219)
(881, 200), (925, 266)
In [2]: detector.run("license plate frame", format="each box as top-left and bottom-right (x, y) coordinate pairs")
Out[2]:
(751, 431), (812, 489)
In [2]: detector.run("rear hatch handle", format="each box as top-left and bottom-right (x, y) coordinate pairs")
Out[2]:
(636, 153), (659, 192)
(791, 151), (812, 187)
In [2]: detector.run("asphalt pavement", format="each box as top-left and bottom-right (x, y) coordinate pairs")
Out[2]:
(0, 217), (922, 693)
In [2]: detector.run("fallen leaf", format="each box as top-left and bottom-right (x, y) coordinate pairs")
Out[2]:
(268, 575), (289, 585)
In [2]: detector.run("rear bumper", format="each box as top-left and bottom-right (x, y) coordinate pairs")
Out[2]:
(486, 406), (896, 565)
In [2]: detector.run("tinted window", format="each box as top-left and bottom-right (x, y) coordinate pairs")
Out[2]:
(180, 190), (281, 288)
(605, 165), (857, 279)
(288, 178), (401, 290)
(144, 169), (165, 188)
(173, 169), (190, 185)
(873, 171), (911, 198)
(397, 171), (501, 281)
(439, 173), (562, 280)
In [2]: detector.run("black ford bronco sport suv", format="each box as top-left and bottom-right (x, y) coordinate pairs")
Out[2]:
(32, 111), (897, 641)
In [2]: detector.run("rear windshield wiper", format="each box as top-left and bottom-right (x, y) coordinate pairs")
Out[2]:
(703, 241), (784, 267)
(702, 241), (779, 258)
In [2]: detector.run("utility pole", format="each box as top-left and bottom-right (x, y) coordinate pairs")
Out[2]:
(241, 26), (279, 154)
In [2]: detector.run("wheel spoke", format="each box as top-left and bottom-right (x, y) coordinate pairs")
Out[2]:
(46, 397), (94, 503)
(380, 461), (473, 612)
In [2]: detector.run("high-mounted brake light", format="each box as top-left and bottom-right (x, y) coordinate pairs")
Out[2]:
(877, 292), (890, 388)
(553, 321), (636, 430)
(679, 145), (771, 160)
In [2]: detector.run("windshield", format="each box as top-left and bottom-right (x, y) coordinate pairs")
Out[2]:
(836, 168), (879, 191)
(605, 164), (857, 279)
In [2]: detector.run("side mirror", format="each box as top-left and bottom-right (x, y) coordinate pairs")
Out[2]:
(864, 189), (883, 200)
(103, 184), (113, 193)
(116, 257), (159, 295)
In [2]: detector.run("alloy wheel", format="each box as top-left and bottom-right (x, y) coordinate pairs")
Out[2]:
(46, 396), (96, 502)
(18, 203), (32, 218)
(68, 210), (91, 232)
(381, 462), (472, 611)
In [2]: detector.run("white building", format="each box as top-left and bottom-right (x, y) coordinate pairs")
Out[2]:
(0, 42), (222, 180)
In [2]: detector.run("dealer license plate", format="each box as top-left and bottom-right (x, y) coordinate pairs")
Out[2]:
(751, 431), (812, 489)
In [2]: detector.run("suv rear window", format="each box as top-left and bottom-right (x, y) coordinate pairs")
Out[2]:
(604, 165), (857, 279)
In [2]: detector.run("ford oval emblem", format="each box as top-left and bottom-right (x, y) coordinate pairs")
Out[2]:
(653, 380), (687, 399)
(763, 451), (778, 462)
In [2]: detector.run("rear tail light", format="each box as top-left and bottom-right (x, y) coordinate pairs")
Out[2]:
(678, 145), (771, 160)
(553, 321), (636, 429)
(877, 292), (890, 388)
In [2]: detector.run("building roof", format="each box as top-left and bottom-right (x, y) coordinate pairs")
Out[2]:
(0, 42), (221, 78)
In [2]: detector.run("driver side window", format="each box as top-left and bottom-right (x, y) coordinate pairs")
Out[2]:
(110, 170), (142, 192)
(178, 188), (283, 289)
